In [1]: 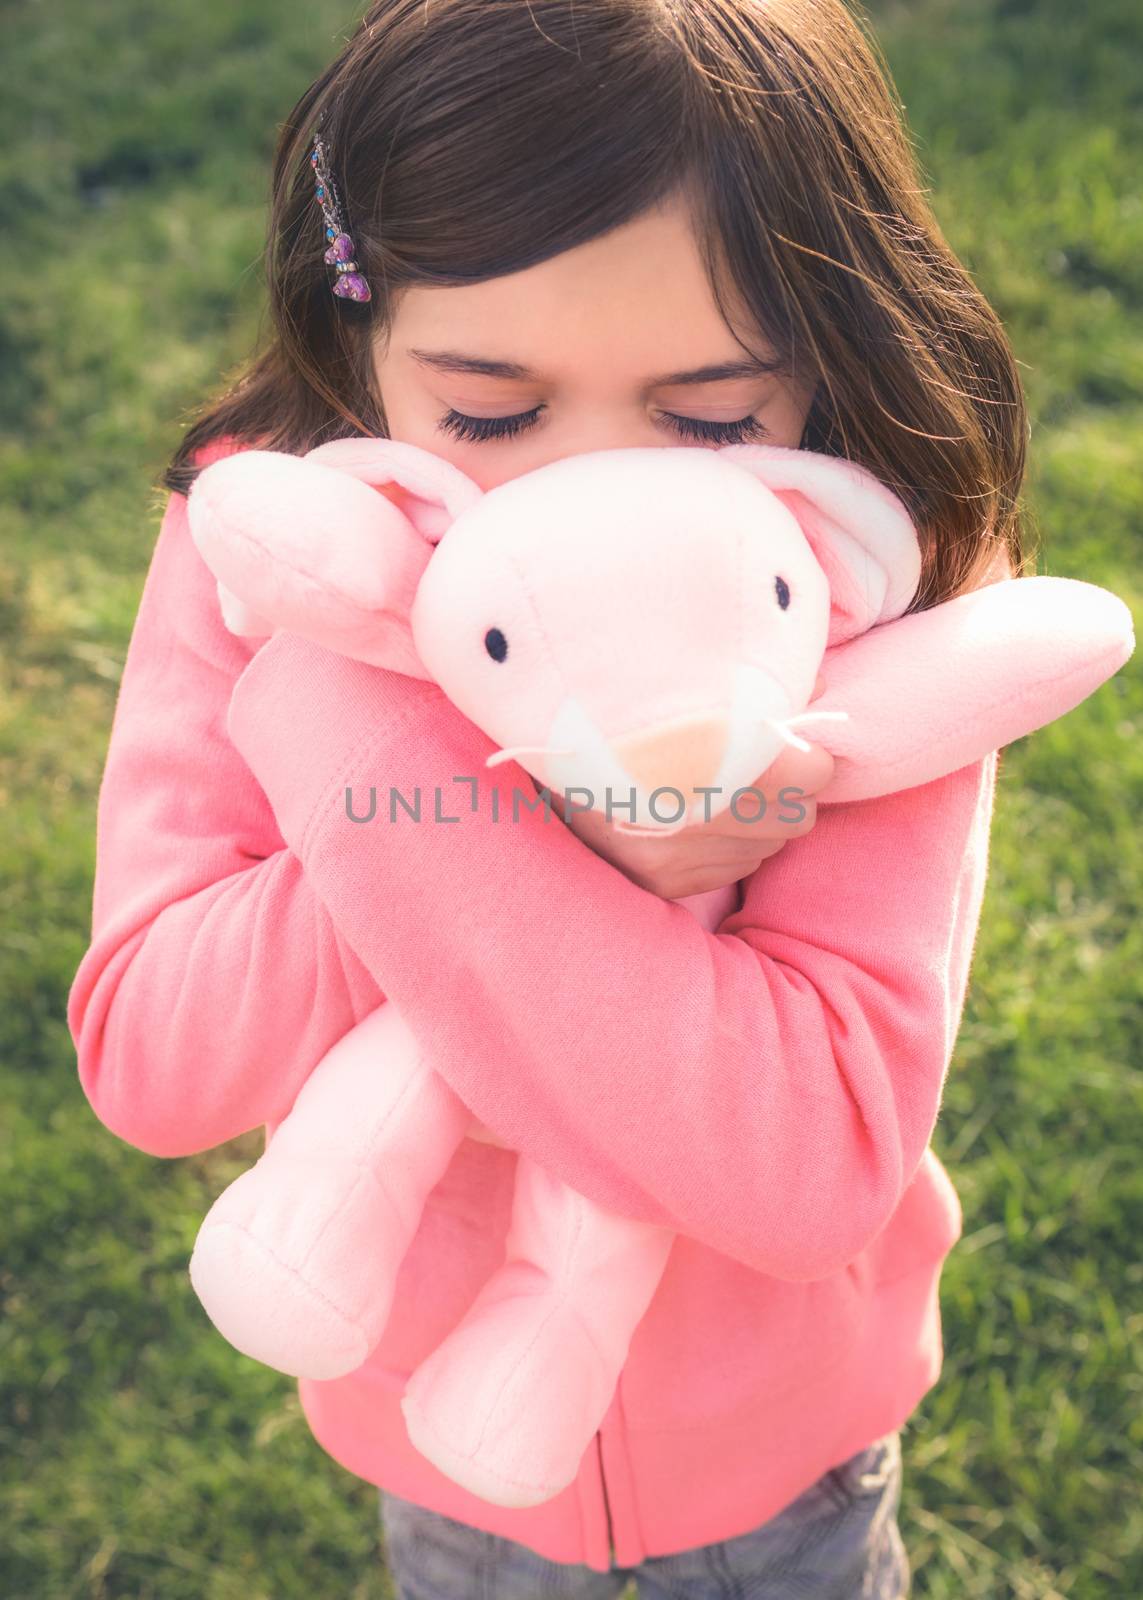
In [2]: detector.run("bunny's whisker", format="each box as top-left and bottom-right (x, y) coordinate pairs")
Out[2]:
(763, 709), (850, 753)
(786, 709), (850, 729)
(762, 717), (814, 754)
(485, 744), (575, 768)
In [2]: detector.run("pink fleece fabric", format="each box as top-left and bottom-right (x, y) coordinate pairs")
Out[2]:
(68, 473), (1000, 1571)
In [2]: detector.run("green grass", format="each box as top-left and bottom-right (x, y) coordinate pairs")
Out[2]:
(1, 0), (1140, 1595)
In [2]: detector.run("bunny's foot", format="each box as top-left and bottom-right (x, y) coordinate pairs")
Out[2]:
(400, 1267), (619, 1509)
(189, 1154), (413, 1380)
(188, 1003), (473, 1381)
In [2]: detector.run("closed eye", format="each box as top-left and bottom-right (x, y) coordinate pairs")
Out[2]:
(436, 405), (770, 446)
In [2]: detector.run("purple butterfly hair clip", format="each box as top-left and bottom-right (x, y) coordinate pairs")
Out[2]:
(310, 132), (372, 303)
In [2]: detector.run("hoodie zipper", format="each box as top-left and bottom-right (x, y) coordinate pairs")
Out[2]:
(596, 1429), (616, 1563)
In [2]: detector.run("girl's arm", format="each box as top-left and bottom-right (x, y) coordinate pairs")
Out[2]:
(66, 485), (810, 1166)
(66, 491), (385, 1156)
(221, 625), (997, 1282)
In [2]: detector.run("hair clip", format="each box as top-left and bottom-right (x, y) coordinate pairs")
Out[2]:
(310, 133), (372, 302)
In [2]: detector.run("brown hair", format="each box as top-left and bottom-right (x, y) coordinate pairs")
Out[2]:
(164, 0), (1035, 607)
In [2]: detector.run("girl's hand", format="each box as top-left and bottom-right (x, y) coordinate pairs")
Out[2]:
(550, 739), (836, 900)
(545, 665), (839, 899)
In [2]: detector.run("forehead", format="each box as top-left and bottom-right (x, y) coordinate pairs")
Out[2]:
(384, 194), (778, 385)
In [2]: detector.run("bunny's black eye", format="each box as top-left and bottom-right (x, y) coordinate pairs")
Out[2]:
(774, 576), (791, 610)
(484, 627), (508, 663)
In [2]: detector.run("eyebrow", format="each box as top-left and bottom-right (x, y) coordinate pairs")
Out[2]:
(406, 348), (788, 386)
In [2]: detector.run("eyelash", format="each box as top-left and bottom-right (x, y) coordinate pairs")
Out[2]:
(436, 405), (770, 446)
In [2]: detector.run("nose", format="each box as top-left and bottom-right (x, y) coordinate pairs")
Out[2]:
(611, 714), (730, 796)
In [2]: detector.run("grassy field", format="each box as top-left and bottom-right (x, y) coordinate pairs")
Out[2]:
(1, 0), (1140, 1595)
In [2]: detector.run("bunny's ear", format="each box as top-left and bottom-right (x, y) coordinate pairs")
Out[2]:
(304, 437), (481, 542)
(716, 443), (922, 646)
(188, 441), (482, 677)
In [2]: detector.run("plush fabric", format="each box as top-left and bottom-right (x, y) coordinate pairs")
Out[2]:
(177, 437), (1134, 1506)
(66, 438), (1133, 1565)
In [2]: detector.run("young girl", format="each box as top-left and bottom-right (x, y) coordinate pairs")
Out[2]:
(68, 0), (1028, 1594)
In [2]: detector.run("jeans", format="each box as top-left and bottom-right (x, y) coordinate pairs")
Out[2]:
(379, 1430), (909, 1598)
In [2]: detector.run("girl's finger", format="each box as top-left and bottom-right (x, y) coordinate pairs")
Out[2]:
(707, 795), (819, 844)
(757, 742), (836, 798)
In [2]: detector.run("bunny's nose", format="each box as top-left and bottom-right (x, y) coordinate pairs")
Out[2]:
(611, 715), (730, 796)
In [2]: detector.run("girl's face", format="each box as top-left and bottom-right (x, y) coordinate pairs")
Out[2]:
(371, 189), (818, 493)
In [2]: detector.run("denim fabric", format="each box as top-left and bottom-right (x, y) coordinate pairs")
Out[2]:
(379, 1430), (909, 1598)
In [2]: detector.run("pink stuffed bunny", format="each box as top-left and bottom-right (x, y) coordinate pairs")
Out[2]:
(184, 437), (1133, 1510)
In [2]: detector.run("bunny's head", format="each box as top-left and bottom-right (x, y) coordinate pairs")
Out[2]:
(188, 438), (921, 827)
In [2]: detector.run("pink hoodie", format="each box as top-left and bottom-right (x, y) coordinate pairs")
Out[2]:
(67, 466), (997, 1572)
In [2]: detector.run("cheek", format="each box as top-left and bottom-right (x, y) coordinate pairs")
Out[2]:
(374, 378), (437, 452)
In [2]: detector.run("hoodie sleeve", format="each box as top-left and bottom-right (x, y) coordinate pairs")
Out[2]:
(222, 628), (998, 1281)
(66, 489), (389, 1158)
